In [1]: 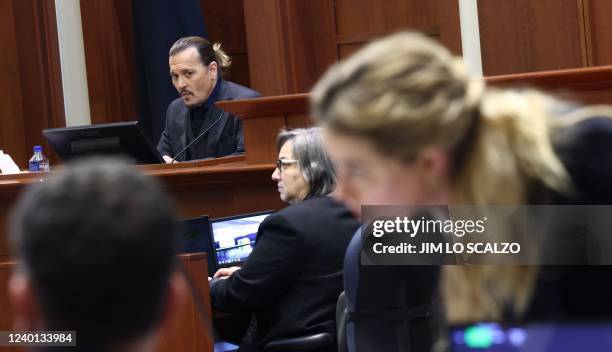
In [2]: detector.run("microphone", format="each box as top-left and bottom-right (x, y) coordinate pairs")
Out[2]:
(169, 109), (225, 163)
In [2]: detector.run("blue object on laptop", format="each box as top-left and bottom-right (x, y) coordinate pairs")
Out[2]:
(214, 341), (239, 352)
(451, 322), (612, 351)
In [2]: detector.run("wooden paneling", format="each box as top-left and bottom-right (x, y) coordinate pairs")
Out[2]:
(244, 0), (462, 95)
(159, 254), (213, 352)
(225, 53), (251, 88)
(13, 0), (66, 165)
(286, 115), (312, 129)
(0, 0), (65, 169)
(244, 0), (339, 95)
(338, 43), (366, 60)
(199, 0), (251, 88)
(486, 65), (612, 106)
(584, 0), (612, 66)
(334, 0), (439, 38)
(243, 0), (293, 95)
(279, 1), (338, 93)
(0, 0), (27, 168)
(478, 0), (586, 75)
(218, 94), (310, 164)
(80, 0), (138, 124)
(438, 0), (462, 55)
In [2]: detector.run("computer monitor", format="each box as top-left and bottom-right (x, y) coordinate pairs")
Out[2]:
(210, 211), (274, 268)
(178, 215), (216, 277)
(43, 121), (162, 164)
(451, 322), (612, 351)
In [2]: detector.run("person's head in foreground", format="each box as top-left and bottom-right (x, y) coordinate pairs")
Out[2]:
(272, 127), (337, 204)
(9, 158), (181, 351)
(169, 36), (231, 108)
(310, 31), (603, 323)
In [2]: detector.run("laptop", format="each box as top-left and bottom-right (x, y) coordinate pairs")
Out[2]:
(451, 322), (612, 351)
(210, 211), (274, 270)
(178, 215), (216, 277)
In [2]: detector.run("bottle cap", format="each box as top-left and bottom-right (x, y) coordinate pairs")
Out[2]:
(33, 146), (42, 153)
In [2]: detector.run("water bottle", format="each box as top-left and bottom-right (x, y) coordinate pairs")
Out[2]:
(28, 146), (50, 172)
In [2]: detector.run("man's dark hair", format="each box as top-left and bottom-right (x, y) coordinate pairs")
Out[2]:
(10, 158), (179, 349)
(169, 36), (231, 70)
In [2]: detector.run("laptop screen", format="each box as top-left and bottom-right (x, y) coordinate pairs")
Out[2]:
(211, 211), (274, 267)
(451, 322), (612, 351)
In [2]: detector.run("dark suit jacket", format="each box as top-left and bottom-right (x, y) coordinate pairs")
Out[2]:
(210, 196), (359, 352)
(525, 116), (612, 320)
(157, 79), (260, 161)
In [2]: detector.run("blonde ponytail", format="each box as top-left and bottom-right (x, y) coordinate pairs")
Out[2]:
(212, 42), (231, 70)
(453, 89), (570, 205)
(444, 89), (571, 323)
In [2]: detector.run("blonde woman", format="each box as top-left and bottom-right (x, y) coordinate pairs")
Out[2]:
(311, 31), (612, 351)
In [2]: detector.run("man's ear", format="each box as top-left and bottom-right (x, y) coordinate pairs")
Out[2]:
(9, 272), (39, 330)
(208, 62), (218, 80)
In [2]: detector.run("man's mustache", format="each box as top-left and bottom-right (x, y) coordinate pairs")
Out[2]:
(180, 89), (193, 95)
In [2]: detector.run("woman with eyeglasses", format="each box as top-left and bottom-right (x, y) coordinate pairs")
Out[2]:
(210, 127), (359, 352)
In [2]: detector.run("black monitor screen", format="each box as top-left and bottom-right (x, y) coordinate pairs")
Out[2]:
(178, 215), (216, 276)
(43, 121), (162, 164)
(210, 211), (274, 267)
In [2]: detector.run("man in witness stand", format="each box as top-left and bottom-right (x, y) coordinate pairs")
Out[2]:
(8, 158), (184, 352)
(210, 128), (359, 352)
(157, 36), (261, 163)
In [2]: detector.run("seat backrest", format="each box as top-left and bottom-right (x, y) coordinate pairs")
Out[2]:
(341, 229), (439, 351)
(336, 291), (348, 352)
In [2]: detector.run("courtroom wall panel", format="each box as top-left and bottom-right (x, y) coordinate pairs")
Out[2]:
(80, 0), (139, 125)
(199, 0), (251, 88)
(0, 0), (27, 167)
(245, 0), (462, 96)
(0, 0), (65, 169)
(584, 0), (612, 66)
(478, 0), (586, 75)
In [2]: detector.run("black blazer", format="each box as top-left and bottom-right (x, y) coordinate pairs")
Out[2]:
(157, 79), (260, 161)
(210, 197), (360, 352)
(525, 116), (612, 320)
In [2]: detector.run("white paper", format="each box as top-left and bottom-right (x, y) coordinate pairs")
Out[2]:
(0, 151), (21, 174)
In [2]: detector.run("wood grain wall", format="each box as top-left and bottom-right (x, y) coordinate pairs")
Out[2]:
(0, 0), (65, 168)
(477, 0), (612, 75)
(584, 0), (612, 66)
(244, 0), (462, 96)
(80, 0), (138, 124)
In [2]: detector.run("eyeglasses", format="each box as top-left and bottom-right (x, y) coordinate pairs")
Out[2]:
(276, 159), (298, 173)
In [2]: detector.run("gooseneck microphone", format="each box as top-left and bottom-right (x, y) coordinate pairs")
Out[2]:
(170, 109), (225, 163)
